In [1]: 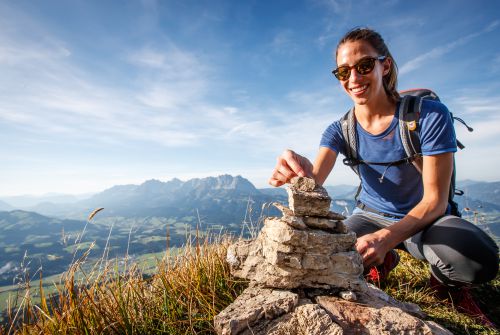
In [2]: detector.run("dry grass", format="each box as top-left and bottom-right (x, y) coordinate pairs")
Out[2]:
(0, 227), (498, 334)
(0, 234), (248, 335)
(381, 251), (500, 335)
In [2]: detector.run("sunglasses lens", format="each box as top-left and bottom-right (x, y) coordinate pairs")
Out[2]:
(333, 57), (382, 80)
(356, 58), (376, 75)
(335, 66), (350, 80)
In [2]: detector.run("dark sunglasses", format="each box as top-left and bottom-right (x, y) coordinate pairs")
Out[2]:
(332, 56), (386, 81)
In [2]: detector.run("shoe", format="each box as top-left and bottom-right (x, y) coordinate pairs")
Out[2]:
(429, 274), (496, 328)
(365, 250), (400, 283)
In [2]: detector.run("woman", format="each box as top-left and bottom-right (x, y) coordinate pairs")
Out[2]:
(269, 27), (498, 326)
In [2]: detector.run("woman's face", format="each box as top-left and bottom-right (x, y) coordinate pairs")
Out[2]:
(336, 40), (390, 106)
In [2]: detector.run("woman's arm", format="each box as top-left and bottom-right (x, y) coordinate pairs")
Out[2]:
(268, 147), (338, 187)
(356, 152), (453, 267)
(312, 147), (338, 185)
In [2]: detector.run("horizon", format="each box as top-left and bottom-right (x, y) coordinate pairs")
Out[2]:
(0, 174), (497, 198)
(2, 1), (500, 196)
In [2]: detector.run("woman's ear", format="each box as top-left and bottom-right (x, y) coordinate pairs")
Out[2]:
(383, 58), (391, 76)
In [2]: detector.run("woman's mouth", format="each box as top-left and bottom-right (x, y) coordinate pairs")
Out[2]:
(350, 84), (368, 94)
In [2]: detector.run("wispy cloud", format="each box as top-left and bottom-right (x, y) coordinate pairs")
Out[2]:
(271, 30), (300, 56)
(0, 12), (343, 155)
(400, 20), (500, 75)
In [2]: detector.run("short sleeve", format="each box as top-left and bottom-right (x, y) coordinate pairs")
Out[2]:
(320, 120), (345, 155)
(419, 100), (457, 156)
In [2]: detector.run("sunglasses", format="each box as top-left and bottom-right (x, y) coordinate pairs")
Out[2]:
(332, 56), (386, 81)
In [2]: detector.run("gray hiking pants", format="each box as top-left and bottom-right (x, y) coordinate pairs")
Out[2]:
(345, 207), (499, 286)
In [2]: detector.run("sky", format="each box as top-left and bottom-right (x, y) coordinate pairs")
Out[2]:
(1, 0), (500, 196)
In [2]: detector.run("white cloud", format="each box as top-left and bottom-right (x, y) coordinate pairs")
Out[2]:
(270, 30), (305, 58)
(400, 20), (500, 75)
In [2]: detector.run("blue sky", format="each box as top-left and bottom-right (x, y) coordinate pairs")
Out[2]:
(1, 0), (500, 196)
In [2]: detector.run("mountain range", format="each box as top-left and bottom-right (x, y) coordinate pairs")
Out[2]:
(1, 176), (499, 221)
(0, 175), (498, 287)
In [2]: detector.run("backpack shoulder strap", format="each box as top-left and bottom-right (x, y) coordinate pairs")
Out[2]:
(340, 107), (360, 176)
(398, 95), (423, 174)
(341, 108), (363, 201)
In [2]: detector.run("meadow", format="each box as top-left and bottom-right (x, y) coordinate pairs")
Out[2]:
(0, 219), (498, 335)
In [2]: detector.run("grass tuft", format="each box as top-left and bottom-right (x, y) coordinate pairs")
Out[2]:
(379, 251), (500, 335)
(0, 235), (498, 334)
(0, 234), (248, 335)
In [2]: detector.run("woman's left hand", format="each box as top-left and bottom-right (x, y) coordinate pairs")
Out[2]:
(355, 230), (393, 268)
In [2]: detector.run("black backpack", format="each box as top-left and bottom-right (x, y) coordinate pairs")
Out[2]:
(340, 88), (473, 217)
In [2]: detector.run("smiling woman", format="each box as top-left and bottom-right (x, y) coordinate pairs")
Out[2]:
(269, 27), (499, 327)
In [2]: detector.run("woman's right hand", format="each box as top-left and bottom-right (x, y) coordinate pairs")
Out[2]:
(268, 149), (313, 187)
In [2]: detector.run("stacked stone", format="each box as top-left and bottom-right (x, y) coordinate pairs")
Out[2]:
(225, 176), (366, 292)
(215, 177), (453, 335)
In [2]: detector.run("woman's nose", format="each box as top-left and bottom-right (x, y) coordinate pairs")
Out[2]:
(349, 68), (362, 82)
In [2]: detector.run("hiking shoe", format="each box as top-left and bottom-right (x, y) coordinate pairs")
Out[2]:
(365, 249), (400, 284)
(429, 274), (496, 328)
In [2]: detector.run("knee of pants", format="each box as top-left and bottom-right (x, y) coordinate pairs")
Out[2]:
(344, 214), (382, 238)
(421, 215), (499, 284)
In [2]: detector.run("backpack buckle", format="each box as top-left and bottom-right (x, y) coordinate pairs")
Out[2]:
(407, 120), (417, 131)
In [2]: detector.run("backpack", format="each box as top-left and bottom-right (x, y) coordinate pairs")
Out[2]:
(340, 88), (473, 217)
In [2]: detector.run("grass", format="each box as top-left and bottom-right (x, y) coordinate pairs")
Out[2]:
(381, 251), (500, 335)
(0, 232), (498, 334)
(0, 234), (248, 334)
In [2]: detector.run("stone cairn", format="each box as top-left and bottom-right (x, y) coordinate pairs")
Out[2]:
(214, 177), (452, 335)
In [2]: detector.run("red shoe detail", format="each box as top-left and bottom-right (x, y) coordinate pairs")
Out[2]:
(366, 267), (381, 283)
(429, 273), (449, 300)
(452, 287), (496, 328)
(429, 274), (496, 328)
(365, 250), (400, 283)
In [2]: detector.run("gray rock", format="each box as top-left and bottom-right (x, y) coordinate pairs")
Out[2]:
(216, 176), (452, 335)
(316, 285), (453, 335)
(240, 299), (344, 335)
(339, 290), (357, 302)
(326, 211), (347, 220)
(287, 178), (331, 217)
(227, 218), (365, 291)
(214, 287), (299, 335)
(290, 176), (316, 192)
(303, 216), (348, 233)
(272, 202), (308, 230)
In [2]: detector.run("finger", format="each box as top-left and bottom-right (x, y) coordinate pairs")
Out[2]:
(362, 250), (378, 268)
(282, 150), (306, 177)
(269, 168), (290, 186)
(268, 177), (284, 187)
(276, 160), (298, 181)
(355, 239), (367, 255)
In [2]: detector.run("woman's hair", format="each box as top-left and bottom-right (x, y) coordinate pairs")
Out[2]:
(336, 27), (400, 103)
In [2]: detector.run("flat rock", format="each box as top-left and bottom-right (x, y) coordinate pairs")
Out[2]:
(214, 287), (299, 335)
(240, 299), (344, 335)
(290, 176), (316, 192)
(316, 285), (453, 335)
(326, 211), (347, 220)
(303, 216), (346, 232)
(272, 203), (307, 230)
(287, 178), (331, 217)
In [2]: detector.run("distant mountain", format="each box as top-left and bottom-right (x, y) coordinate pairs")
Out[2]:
(6, 177), (500, 223)
(0, 200), (13, 211)
(0, 210), (88, 244)
(324, 185), (358, 199)
(0, 193), (93, 209)
(455, 181), (500, 213)
(259, 187), (287, 197)
(0, 210), (99, 285)
(0, 209), (204, 286)
(24, 175), (278, 223)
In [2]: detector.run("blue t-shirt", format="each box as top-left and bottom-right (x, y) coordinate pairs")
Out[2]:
(320, 99), (457, 217)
